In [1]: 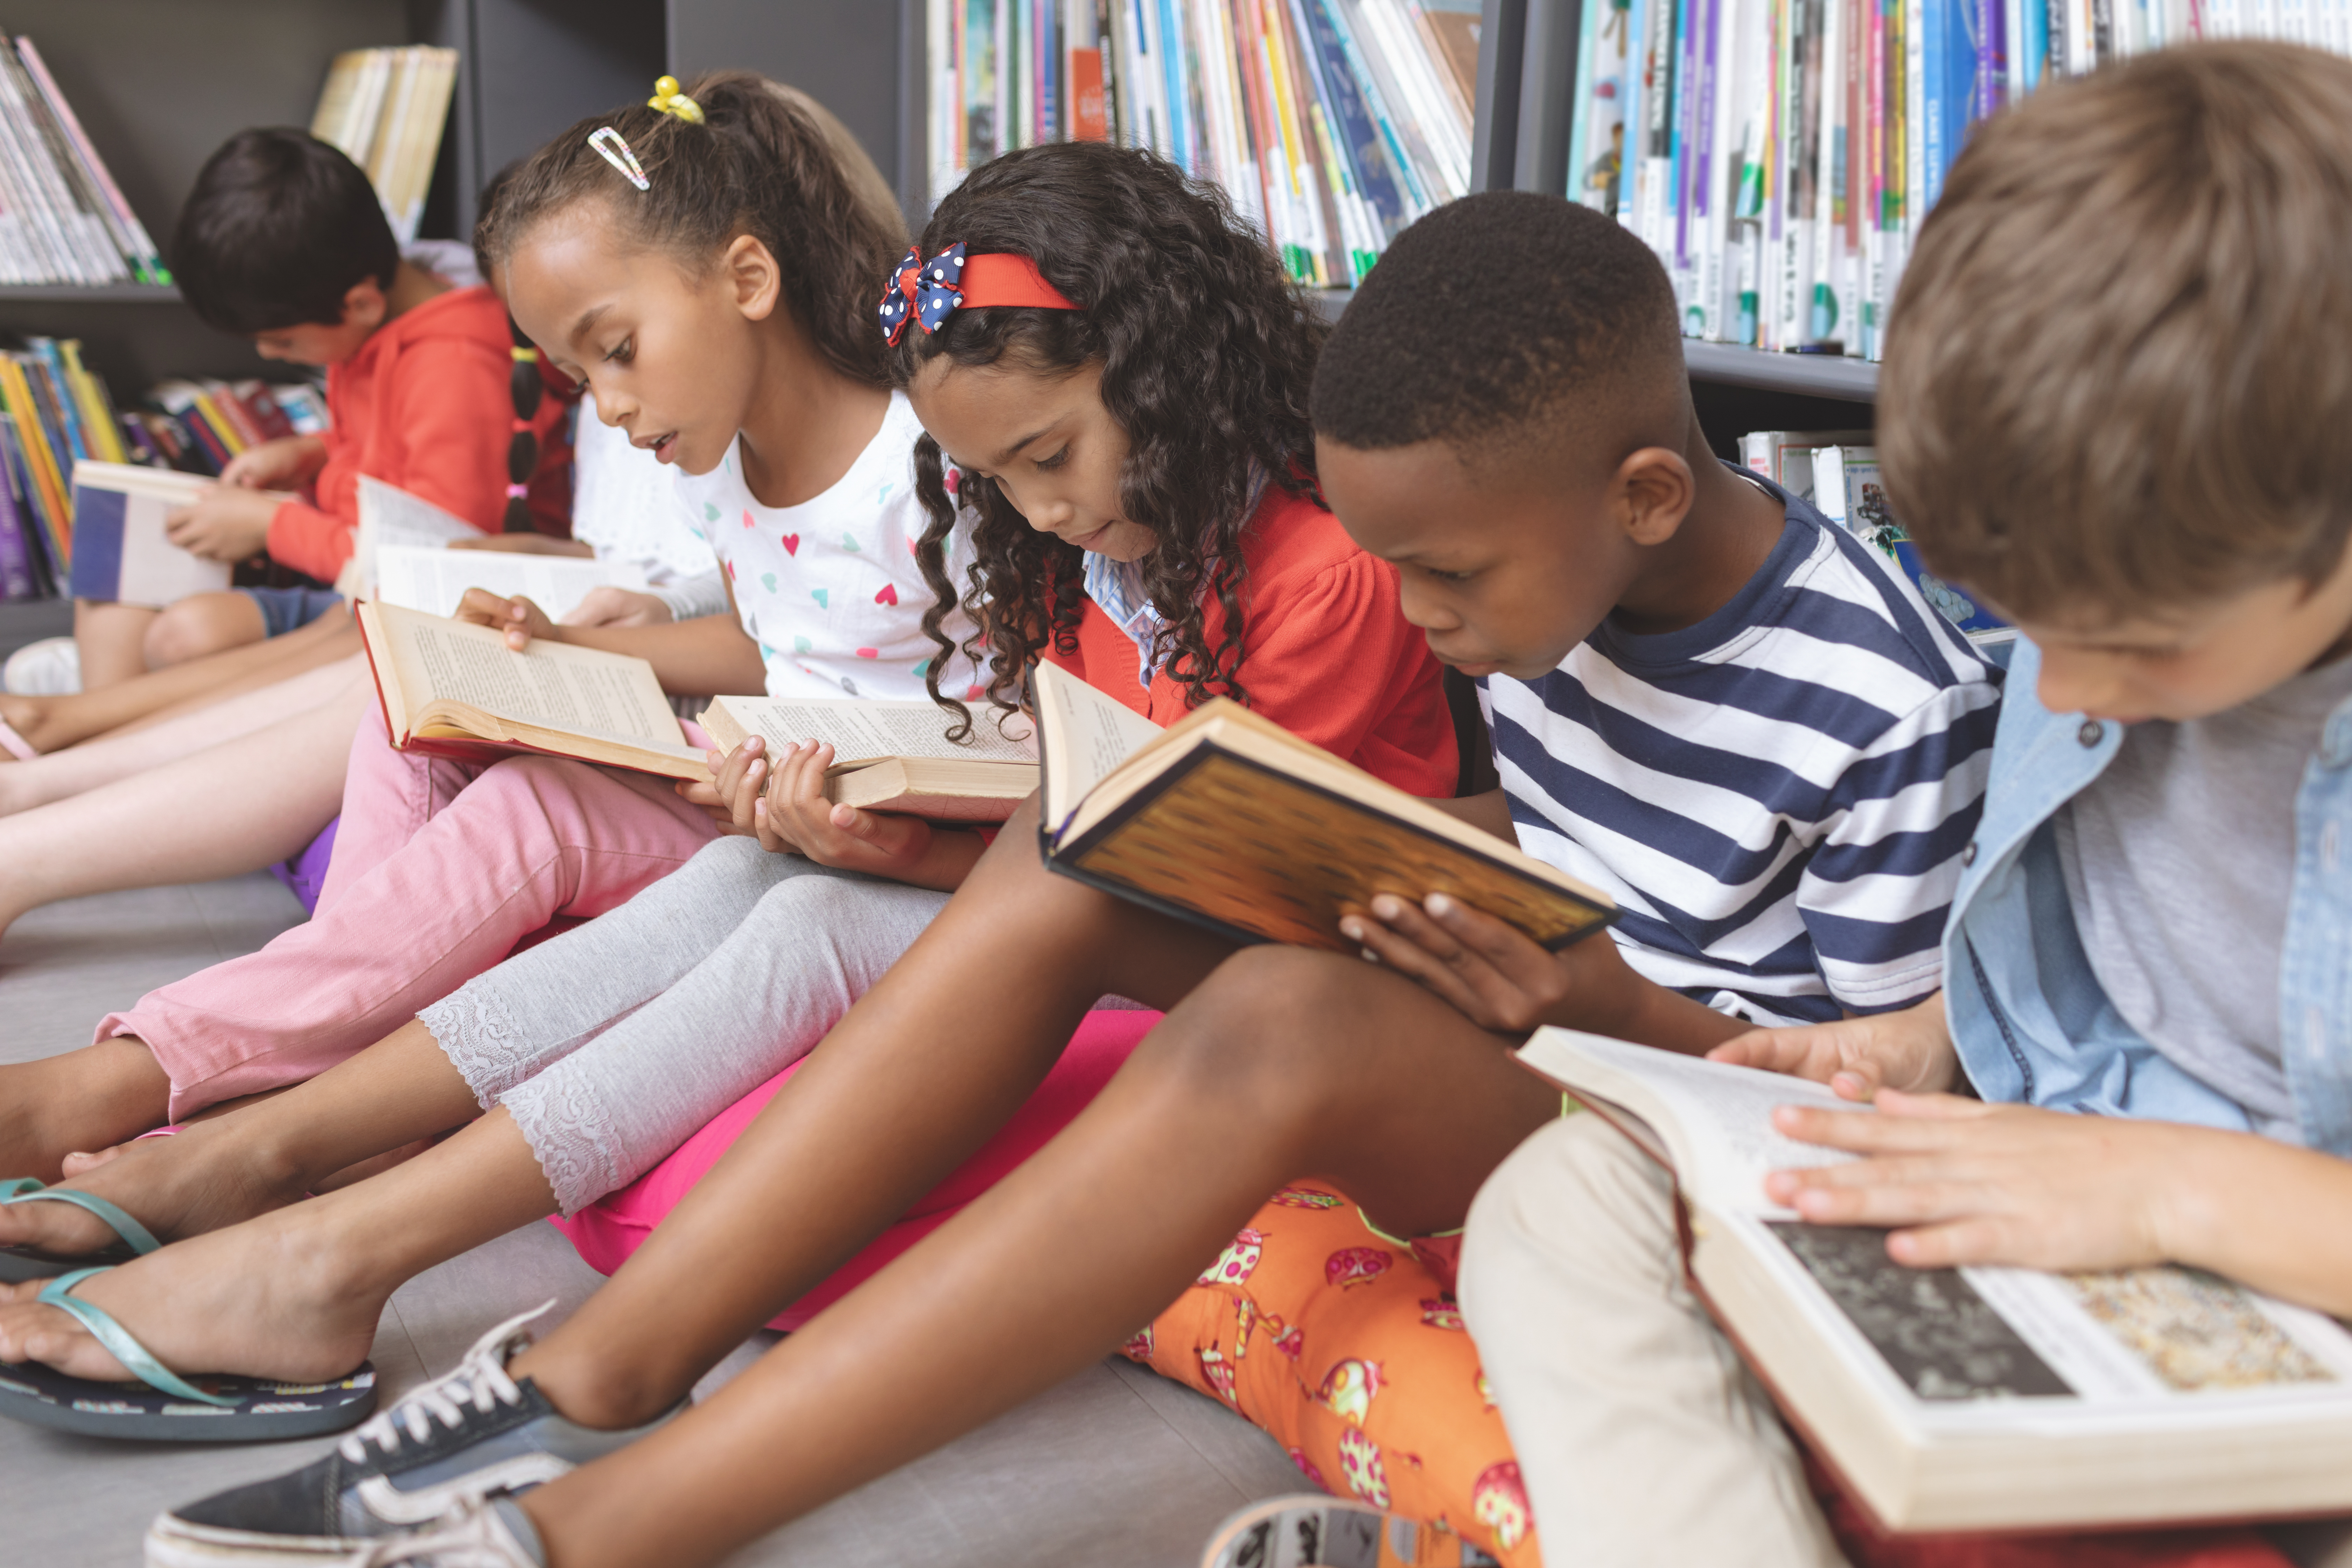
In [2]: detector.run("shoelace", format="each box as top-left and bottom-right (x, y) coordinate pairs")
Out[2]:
(339, 1302), (556, 1465)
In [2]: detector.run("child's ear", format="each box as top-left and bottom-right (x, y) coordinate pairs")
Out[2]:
(723, 233), (784, 322)
(1613, 448), (1698, 546)
(341, 279), (389, 332)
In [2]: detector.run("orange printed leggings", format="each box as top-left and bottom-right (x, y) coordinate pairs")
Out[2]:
(1122, 1185), (1539, 1568)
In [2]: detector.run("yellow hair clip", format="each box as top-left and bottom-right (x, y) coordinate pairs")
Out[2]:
(648, 75), (705, 124)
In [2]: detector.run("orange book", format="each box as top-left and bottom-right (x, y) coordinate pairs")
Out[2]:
(1069, 48), (1108, 140)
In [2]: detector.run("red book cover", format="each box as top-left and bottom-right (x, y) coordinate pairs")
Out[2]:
(1070, 48), (1108, 141)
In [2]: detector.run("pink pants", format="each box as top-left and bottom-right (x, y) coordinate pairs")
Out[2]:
(102, 708), (719, 1120)
(553, 1009), (1160, 1332)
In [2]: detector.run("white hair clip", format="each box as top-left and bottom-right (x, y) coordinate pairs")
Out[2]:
(587, 127), (649, 191)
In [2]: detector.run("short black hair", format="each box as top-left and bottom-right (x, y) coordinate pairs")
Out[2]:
(1312, 191), (1683, 456)
(173, 128), (399, 334)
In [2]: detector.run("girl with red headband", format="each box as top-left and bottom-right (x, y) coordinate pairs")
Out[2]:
(0, 134), (1456, 1524)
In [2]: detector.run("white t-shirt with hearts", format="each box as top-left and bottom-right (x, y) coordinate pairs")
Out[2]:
(676, 392), (982, 702)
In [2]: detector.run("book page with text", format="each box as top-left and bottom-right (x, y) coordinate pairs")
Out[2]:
(379, 608), (682, 746)
(1035, 661), (1165, 831)
(708, 695), (1035, 768)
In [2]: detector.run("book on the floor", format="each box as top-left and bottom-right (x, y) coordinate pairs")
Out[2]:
(1516, 1027), (2352, 1534)
(1030, 660), (1617, 952)
(372, 544), (647, 624)
(698, 694), (1038, 820)
(64, 460), (234, 606)
(356, 600), (709, 782)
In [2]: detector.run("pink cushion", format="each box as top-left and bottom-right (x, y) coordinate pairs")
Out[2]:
(550, 1008), (1161, 1331)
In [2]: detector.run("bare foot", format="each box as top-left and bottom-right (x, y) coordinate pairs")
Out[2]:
(0, 692), (50, 756)
(0, 1202), (383, 1385)
(0, 1038), (173, 1183)
(0, 1110), (307, 1259)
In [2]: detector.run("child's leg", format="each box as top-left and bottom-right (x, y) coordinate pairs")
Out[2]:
(0, 833), (858, 1253)
(0, 852), (951, 1379)
(140, 590), (267, 670)
(0, 610), (356, 757)
(1457, 1114), (1845, 1568)
(0, 670), (362, 934)
(0, 654), (363, 818)
(73, 599), (157, 689)
(504, 938), (1559, 1568)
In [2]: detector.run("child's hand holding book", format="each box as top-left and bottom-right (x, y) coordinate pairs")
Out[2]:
(1706, 991), (1959, 1102)
(164, 483), (279, 563)
(1340, 890), (1743, 1056)
(451, 586), (558, 652)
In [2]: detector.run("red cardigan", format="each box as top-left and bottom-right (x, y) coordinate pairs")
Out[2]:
(266, 285), (573, 581)
(1040, 483), (1457, 797)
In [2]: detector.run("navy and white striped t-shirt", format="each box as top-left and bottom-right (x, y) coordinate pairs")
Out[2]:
(1480, 472), (2001, 1026)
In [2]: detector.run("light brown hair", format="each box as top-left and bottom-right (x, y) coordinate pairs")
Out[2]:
(1881, 42), (2352, 623)
(475, 72), (905, 391)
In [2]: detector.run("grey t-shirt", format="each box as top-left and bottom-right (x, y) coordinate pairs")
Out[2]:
(2054, 656), (2352, 1143)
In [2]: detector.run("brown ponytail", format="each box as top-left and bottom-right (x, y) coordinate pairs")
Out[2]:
(475, 72), (906, 392)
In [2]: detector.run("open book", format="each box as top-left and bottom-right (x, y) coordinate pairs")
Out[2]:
(1032, 660), (1616, 952)
(66, 461), (238, 606)
(356, 601), (708, 782)
(342, 476), (646, 619)
(699, 695), (1037, 820)
(1519, 1028), (2352, 1533)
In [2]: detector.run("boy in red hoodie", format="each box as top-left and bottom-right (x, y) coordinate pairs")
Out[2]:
(73, 129), (569, 688)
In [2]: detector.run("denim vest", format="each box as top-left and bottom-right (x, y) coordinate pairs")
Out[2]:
(1946, 637), (2352, 1154)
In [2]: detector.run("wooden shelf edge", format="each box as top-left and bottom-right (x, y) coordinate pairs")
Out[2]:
(0, 283), (182, 303)
(1682, 340), (1879, 400)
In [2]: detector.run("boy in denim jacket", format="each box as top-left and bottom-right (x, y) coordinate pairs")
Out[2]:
(1460, 41), (2352, 1567)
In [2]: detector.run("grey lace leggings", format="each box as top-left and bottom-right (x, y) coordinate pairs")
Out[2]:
(418, 834), (949, 1213)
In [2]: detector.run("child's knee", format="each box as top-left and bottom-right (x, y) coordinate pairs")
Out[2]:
(1157, 947), (1377, 1099)
(1460, 1112), (1673, 1327)
(143, 593), (263, 668)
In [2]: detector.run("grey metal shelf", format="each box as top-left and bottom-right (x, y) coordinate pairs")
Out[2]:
(0, 284), (179, 303)
(1682, 342), (1878, 401)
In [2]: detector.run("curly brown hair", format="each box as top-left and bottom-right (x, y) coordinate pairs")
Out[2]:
(474, 71), (905, 394)
(891, 141), (1325, 727)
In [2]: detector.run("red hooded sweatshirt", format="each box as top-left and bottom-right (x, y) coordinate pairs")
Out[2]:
(265, 284), (573, 582)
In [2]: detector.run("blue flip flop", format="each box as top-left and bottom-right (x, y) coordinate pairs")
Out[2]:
(0, 1178), (161, 1282)
(0, 1267), (377, 1441)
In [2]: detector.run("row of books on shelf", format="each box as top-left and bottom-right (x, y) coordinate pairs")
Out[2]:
(1573, 0), (2343, 362)
(0, 34), (169, 288)
(1741, 427), (2010, 646)
(308, 46), (460, 247)
(0, 338), (324, 602)
(927, 0), (1482, 287)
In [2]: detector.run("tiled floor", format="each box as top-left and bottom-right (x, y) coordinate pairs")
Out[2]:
(0, 876), (1305, 1567)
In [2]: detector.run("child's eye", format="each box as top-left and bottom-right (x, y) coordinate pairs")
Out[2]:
(602, 338), (634, 365)
(1034, 446), (1070, 472)
(1423, 565), (1475, 584)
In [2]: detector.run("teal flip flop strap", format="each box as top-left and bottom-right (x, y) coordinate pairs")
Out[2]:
(0, 1183), (161, 1255)
(37, 1267), (235, 1406)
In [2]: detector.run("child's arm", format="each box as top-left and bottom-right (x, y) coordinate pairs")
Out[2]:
(1342, 892), (1752, 1055)
(1768, 1092), (2352, 1318)
(1707, 992), (1959, 1099)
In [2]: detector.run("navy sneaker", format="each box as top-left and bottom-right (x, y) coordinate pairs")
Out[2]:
(144, 1305), (673, 1568)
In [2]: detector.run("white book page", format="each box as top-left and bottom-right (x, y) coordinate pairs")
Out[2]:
(383, 609), (682, 747)
(373, 545), (646, 623)
(1034, 660), (1164, 832)
(1517, 1028), (1858, 1215)
(343, 475), (481, 597)
(709, 695), (1034, 768)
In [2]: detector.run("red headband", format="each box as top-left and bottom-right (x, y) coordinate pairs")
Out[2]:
(879, 243), (1081, 344)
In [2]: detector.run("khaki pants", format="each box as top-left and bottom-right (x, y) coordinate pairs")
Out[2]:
(1458, 1112), (1848, 1568)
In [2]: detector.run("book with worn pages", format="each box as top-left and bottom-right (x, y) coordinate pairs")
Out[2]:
(698, 694), (1038, 820)
(1517, 1027), (2352, 1533)
(356, 601), (708, 782)
(1031, 660), (1617, 952)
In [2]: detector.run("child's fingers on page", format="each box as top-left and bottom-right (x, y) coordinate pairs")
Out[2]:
(1884, 1217), (2014, 1270)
